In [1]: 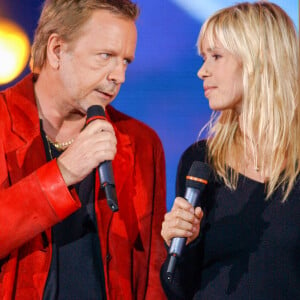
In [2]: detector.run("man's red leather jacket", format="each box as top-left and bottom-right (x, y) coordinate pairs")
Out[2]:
(0, 74), (167, 299)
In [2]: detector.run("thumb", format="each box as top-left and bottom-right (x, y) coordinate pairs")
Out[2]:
(194, 206), (203, 219)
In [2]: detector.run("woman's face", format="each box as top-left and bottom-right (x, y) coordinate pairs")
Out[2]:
(197, 36), (243, 113)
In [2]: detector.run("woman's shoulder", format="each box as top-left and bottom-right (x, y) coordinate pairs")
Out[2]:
(176, 139), (210, 197)
(177, 139), (209, 180)
(181, 139), (208, 164)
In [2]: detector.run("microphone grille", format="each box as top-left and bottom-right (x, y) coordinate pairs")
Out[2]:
(86, 105), (106, 125)
(186, 161), (211, 189)
(87, 105), (105, 119)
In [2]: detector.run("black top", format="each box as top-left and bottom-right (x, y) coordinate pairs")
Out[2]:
(161, 140), (300, 300)
(40, 123), (106, 300)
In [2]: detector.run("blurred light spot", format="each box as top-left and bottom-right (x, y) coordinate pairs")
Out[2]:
(0, 18), (30, 85)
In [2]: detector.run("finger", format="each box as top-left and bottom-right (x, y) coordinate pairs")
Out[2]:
(161, 220), (193, 246)
(94, 144), (117, 161)
(172, 197), (194, 213)
(194, 206), (204, 218)
(186, 232), (200, 244)
(168, 207), (196, 225)
(162, 210), (196, 238)
(192, 207), (204, 225)
(91, 131), (117, 147)
(85, 119), (115, 135)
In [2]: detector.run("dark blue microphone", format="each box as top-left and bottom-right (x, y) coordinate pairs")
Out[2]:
(86, 105), (119, 212)
(167, 161), (211, 282)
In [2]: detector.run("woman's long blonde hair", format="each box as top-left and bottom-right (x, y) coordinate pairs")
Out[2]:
(198, 1), (299, 200)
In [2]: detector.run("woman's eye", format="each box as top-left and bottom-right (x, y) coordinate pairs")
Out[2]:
(212, 54), (221, 60)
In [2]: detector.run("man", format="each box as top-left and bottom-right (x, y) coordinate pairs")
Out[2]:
(0, 1), (167, 299)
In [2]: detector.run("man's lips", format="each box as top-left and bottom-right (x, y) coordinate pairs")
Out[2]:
(96, 89), (114, 99)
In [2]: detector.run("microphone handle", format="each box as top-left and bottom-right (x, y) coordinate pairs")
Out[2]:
(99, 160), (115, 185)
(103, 184), (118, 212)
(99, 161), (119, 212)
(169, 187), (201, 255)
(167, 187), (201, 282)
(86, 105), (119, 213)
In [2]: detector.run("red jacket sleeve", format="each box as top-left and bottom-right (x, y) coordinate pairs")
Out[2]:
(0, 158), (81, 259)
(144, 139), (167, 299)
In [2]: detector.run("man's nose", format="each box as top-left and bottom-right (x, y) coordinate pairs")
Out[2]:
(107, 60), (126, 84)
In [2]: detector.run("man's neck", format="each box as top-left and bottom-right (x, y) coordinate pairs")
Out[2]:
(34, 71), (86, 143)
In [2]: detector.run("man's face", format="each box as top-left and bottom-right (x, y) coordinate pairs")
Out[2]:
(57, 10), (137, 111)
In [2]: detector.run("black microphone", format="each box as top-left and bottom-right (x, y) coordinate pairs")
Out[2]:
(86, 105), (119, 212)
(166, 161), (211, 282)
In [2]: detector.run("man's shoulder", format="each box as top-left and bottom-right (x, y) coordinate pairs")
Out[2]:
(0, 73), (35, 106)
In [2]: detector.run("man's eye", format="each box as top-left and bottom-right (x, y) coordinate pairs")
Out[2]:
(123, 59), (131, 65)
(100, 53), (111, 60)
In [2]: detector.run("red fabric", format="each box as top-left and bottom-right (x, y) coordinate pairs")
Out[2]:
(0, 74), (167, 299)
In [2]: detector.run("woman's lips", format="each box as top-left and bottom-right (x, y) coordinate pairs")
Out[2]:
(204, 86), (216, 97)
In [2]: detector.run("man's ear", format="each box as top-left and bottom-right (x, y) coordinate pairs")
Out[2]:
(47, 33), (63, 70)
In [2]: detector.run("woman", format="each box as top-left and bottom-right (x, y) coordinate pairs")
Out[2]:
(161, 2), (299, 299)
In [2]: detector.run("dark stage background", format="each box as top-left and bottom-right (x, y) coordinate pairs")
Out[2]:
(0, 0), (298, 210)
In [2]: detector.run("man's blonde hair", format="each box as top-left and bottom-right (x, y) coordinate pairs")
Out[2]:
(198, 1), (299, 200)
(31, 0), (139, 73)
